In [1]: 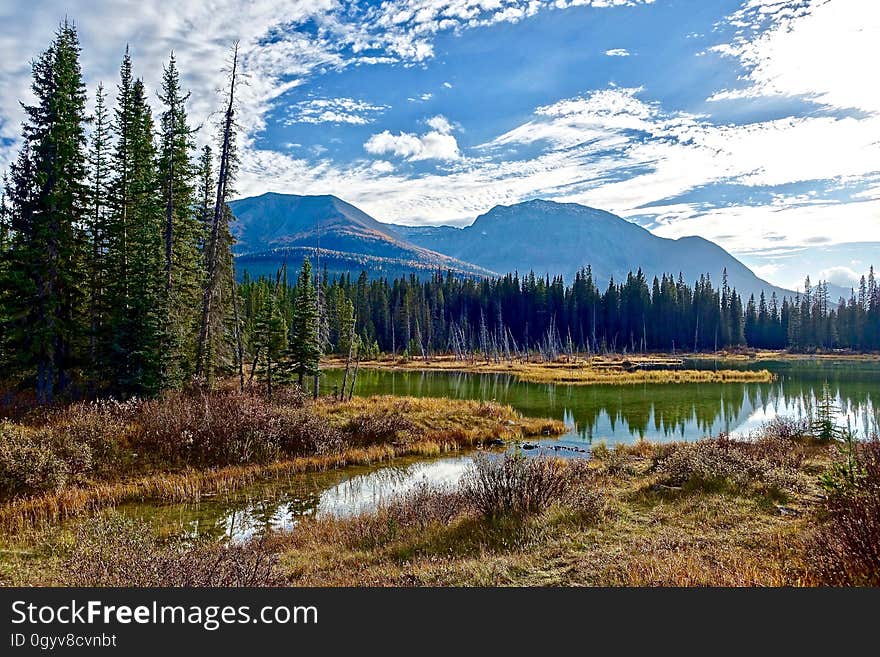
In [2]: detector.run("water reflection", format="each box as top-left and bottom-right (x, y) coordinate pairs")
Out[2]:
(121, 360), (880, 541)
(323, 362), (880, 446)
(124, 457), (472, 543)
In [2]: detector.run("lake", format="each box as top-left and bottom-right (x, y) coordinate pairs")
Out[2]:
(121, 359), (879, 541)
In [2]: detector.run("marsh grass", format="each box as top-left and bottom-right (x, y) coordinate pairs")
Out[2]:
(323, 355), (775, 386)
(0, 392), (565, 531)
(62, 514), (282, 587)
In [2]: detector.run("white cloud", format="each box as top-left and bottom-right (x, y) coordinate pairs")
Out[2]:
(708, 0), (880, 114)
(818, 265), (862, 288)
(364, 120), (461, 162)
(425, 115), (454, 134)
(604, 48), (630, 56)
(286, 97), (389, 125)
(443, 81), (453, 88)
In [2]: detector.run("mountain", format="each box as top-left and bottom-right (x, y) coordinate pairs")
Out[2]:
(390, 200), (794, 301)
(228, 193), (494, 280)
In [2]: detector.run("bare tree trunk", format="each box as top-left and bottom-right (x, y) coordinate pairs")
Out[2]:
(231, 270), (244, 392)
(348, 352), (360, 401)
(195, 42), (238, 379)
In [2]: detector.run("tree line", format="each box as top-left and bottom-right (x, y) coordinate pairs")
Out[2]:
(236, 264), (880, 366)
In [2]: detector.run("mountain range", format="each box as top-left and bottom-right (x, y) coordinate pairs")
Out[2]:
(229, 193), (842, 301)
(228, 193), (494, 280)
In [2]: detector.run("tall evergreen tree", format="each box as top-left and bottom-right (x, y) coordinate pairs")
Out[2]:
(287, 258), (321, 386)
(86, 83), (111, 382)
(4, 21), (89, 402)
(157, 51), (199, 386)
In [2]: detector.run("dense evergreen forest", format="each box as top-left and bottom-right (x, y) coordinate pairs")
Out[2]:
(1, 22), (878, 403)
(240, 263), (880, 365)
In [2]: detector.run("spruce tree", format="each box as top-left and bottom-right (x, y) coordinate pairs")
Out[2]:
(86, 83), (111, 384)
(4, 21), (89, 402)
(287, 258), (321, 386)
(157, 51), (199, 386)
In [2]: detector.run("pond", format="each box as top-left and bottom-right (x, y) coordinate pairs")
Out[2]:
(121, 359), (879, 541)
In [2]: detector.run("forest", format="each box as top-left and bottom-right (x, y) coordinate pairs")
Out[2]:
(248, 264), (880, 366)
(1, 22), (878, 404)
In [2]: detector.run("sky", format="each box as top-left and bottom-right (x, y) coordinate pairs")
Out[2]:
(0, 0), (877, 292)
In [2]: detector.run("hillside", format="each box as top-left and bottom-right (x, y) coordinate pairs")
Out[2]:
(391, 200), (794, 300)
(228, 193), (494, 279)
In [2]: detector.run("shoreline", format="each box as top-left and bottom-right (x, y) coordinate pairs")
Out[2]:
(0, 395), (565, 533)
(323, 355), (777, 385)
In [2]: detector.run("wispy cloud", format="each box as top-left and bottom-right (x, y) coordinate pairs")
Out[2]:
(286, 97), (389, 125)
(604, 48), (630, 56)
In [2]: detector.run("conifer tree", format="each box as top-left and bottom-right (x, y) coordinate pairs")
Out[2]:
(4, 21), (89, 402)
(157, 51), (199, 386)
(287, 258), (321, 386)
(86, 83), (111, 382)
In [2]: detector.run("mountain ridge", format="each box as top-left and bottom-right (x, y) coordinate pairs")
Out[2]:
(229, 192), (830, 302)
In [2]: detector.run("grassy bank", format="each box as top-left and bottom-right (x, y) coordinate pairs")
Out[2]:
(10, 417), (880, 587)
(324, 355), (775, 385)
(0, 390), (565, 532)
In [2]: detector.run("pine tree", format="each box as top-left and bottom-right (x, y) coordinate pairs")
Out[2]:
(157, 51), (199, 386)
(4, 21), (89, 402)
(286, 258), (321, 386)
(122, 79), (164, 394)
(86, 83), (111, 384)
(196, 43), (239, 380)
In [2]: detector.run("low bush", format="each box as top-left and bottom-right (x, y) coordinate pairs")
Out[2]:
(811, 438), (880, 585)
(341, 482), (469, 548)
(63, 514), (282, 587)
(344, 410), (417, 445)
(653, 435), (805, 494)
(461, 452), (598, 520)
(0, 425), (73, 497)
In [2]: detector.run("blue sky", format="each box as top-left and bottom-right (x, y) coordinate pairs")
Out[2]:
(0, 0), (878, 291)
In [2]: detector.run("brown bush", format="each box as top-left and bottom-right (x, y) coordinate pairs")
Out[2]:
(653, 435), (805, 494)
(811, 438), (880, 585)
(0, 425), (73, 498)
(344, 410), (417, 445)
(341, 482), (469, 548)
(63, 514), (282, 587)
(461, 452), (592, 519)
(135, 389), (290, 467)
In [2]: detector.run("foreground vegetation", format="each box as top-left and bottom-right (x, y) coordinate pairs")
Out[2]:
(5, 414), (879, 587)
(324, 354), (775, 385)
(0, 388), (564, 532)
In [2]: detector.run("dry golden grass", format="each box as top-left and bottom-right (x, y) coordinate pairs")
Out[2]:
(323, 355), (774, 385)
(264, 437), (832, 587)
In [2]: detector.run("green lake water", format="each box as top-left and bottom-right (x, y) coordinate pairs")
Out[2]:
(121, 359), (880, 541)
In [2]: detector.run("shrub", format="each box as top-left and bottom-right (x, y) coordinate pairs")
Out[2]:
(653, 435), (805, 494)
(135, 389), (287, 466)
(344, 410), (417, 445)
(811, 438), (880, 585)
(0, 425), (71, 498)
(461, 452), (580, 519)
(63, 514), (282, 587)
(342, 482), (468, 548)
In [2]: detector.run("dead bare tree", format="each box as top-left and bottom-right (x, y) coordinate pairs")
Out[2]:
(195, 42), (239, 380)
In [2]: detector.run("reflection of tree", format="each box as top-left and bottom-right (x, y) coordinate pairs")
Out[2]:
(322, 366), (877, 443)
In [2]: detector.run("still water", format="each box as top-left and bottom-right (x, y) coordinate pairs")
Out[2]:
(122, 359), (879, 541)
